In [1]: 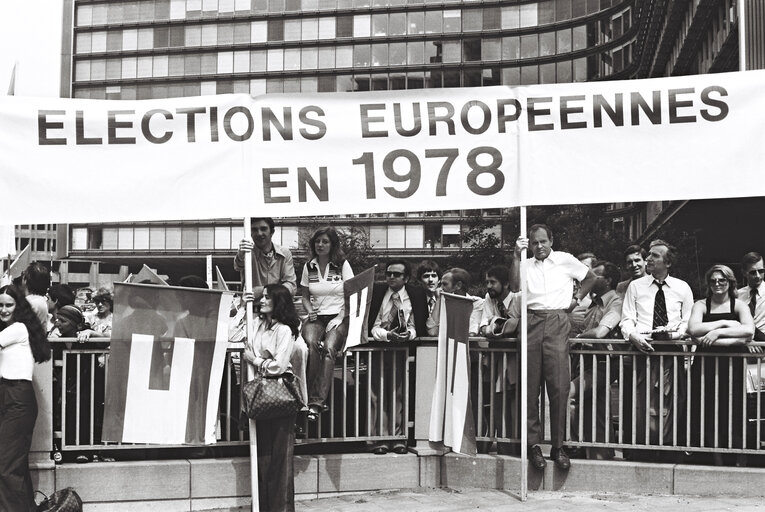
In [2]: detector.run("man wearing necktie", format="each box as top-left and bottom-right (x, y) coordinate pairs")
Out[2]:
(619, 239), (693, 454)
(737, 252), (765, 345)
(570, 261), (623, 460)
(367, 260), (428, 454)
(416, 260), (442, 317)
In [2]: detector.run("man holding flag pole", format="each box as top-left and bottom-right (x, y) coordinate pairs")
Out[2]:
(511, 223), (596, 473)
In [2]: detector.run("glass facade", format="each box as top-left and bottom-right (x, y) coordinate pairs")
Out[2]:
(71, 0), (638, 99)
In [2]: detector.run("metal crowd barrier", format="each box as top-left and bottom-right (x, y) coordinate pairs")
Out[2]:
(51, 339), (410, 453)
(467, 338), (765, 458)
(51, 337), (765, 461)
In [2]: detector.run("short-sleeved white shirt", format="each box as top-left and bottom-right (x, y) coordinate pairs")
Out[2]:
(300, 259), (354, 315)
(524, 250), (589, 310)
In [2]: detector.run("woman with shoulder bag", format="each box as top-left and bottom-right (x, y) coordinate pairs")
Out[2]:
(0, 285), (52, 512)
(242, 283), (301, 511)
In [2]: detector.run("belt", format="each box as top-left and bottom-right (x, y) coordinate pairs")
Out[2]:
(528, 309), (568, 315)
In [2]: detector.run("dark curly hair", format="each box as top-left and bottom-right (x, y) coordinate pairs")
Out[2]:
(263, 284), (300, 339)
(0, 285), (51, 363)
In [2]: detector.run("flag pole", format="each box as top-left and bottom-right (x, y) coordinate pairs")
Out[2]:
(243, 217), (260, 512)
(519, 206), (528, 502)
(738, 0), (746, 71)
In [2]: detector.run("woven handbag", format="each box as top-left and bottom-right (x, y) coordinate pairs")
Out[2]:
(36, 488), (83, 512)
(241, 371), (305, 420)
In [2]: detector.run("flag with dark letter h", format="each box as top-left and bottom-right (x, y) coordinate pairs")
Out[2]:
(102, 283), (234, 445)
(428, 292), (477, 456)
(344, 266), (375, 348)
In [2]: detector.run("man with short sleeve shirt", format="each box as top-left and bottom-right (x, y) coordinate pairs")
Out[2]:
(570, 261), (622, 460)
(234, 217), (297, 300)
(737, 251), (765, 343)
(619, 239), (693, 448)
(510, 224), (596, 471)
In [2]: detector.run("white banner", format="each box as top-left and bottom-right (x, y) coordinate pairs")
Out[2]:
(2, 70), (765, 223)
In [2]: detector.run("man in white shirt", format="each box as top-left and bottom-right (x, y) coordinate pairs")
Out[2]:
(737, 251), (765, 343)
(480, 265), (521, 339)
(619, 239), (693, 450)
(511, 224), (596, 471)
(480, 265), (522, 454)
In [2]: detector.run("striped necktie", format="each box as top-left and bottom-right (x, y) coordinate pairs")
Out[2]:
(652, 281), (668, 329)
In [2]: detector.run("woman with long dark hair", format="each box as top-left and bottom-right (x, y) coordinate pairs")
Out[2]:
(688, 264), (754, 465)
(0, 285), (51, 511)
(242, 283), (300, 511)
(299, 226), (353, 421)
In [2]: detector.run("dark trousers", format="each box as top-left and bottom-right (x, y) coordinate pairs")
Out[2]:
(527, 310), (570, 448)
(256, 412), (296, 512)
(633, 345), (685, 446)
(0, 378), (38, 512)
(303, 316), (349, 409)
(369, 349), (406, 436)
(571, 357), (616, 458)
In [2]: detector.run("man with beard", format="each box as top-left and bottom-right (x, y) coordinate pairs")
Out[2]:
(480, 265), (521, 454)
(480, 265), (520, 339)
(616, 245), (647, 296)
(510, 224), (596, 471)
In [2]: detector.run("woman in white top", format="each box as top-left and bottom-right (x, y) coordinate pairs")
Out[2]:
(242, 283), (300, 512)
(299, 227), (354, 422)
(0, 285), (51, 512)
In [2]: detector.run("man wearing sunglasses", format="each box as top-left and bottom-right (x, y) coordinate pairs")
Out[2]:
(367, 260), (428, 454)
(738, 252), (765, 343)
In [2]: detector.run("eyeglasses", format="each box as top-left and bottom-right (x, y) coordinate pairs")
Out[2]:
(709, 278), (728, 285)
(386, 271), (405, 278)
(748, 269), (765, 276)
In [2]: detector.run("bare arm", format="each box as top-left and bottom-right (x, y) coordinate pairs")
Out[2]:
(509, 237), (526, 293)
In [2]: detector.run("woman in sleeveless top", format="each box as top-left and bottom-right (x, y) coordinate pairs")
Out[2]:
(688, 265), (754, 465)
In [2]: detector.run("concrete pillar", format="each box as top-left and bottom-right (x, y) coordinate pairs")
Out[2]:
(31, 359), (55, 495)
(412, 342), (448, 457)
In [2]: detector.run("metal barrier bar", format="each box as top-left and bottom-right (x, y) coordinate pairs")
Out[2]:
(51, 337), (765, 459)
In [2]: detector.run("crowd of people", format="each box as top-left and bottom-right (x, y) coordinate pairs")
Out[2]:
(3, 216), (765, 511)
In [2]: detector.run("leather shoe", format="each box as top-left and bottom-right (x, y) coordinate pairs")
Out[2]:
(369, 443), (389, 455)
(550, 447), (571, 470)
(391, 443), (408, 454)
(529, 445), (546, 470)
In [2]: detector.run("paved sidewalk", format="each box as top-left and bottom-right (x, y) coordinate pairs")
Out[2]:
(293, 487), (765, 511)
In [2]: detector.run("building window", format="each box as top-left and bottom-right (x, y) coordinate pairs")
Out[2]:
(72, 228), (88, 251)
(150, 227), (166, 250)
(166, 227), (182, 250)
(182, 227), (198, 249)
(442, 224), (461, 248)
(199, 227), (215, 249)
(118, 228), (134, 250)
(103, 228), (118, 250)
(134, 228), (150, 250)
